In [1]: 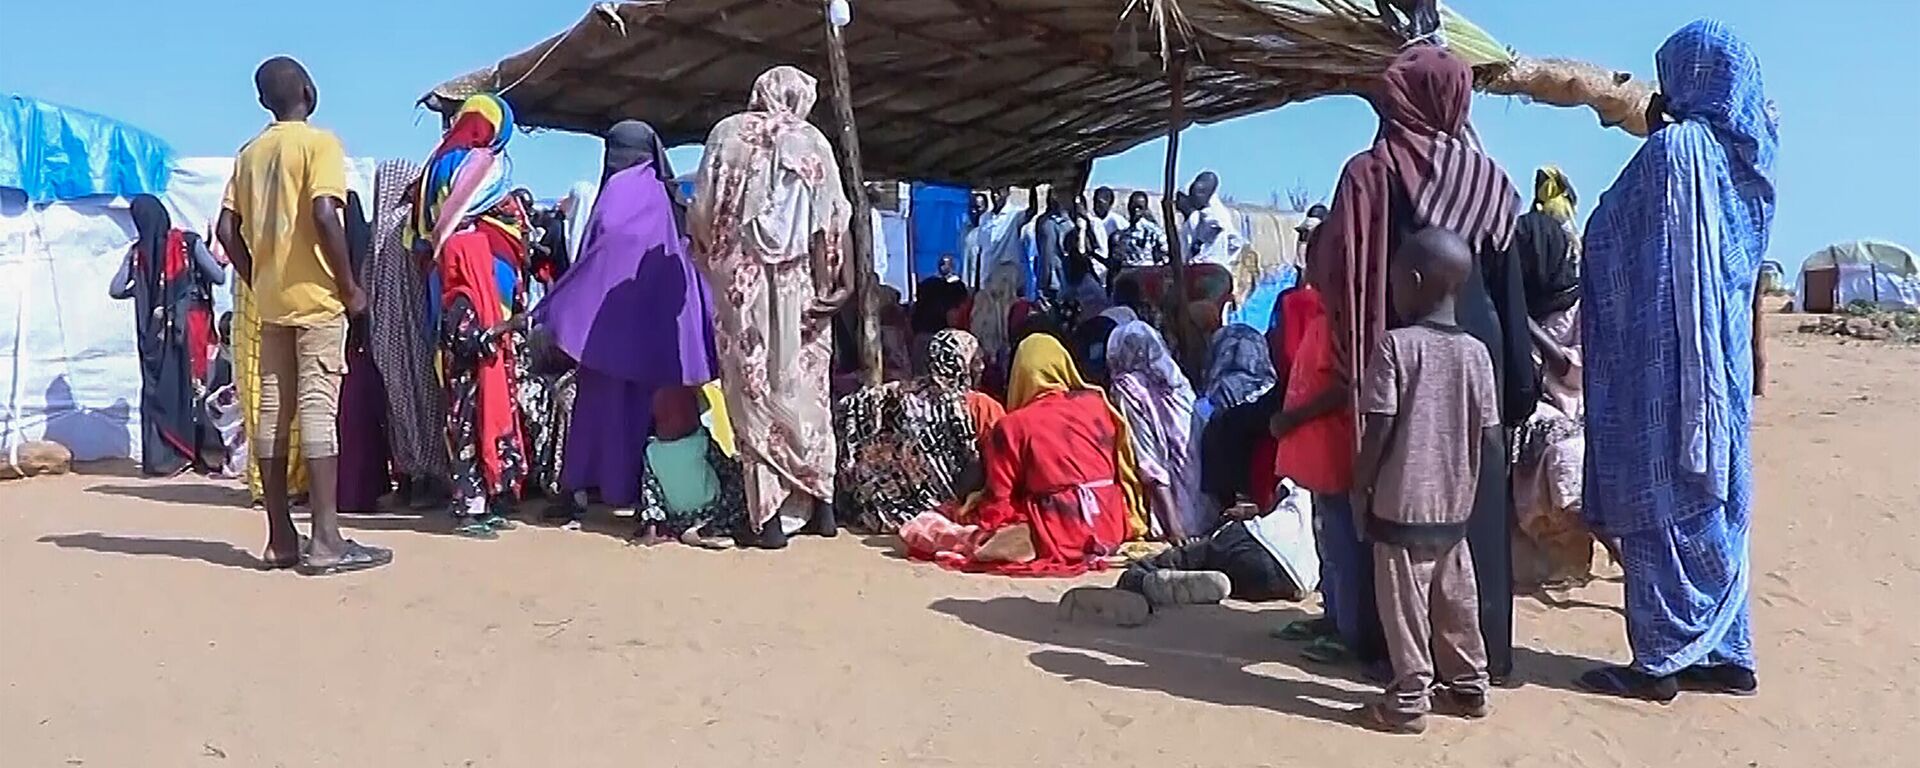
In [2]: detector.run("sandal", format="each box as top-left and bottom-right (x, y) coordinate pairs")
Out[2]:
(452, 518), (499, 540)
(1677, 664), (1758, 696)
(1360, 702), (1426, 735)
(295, 540), (393, 576)
(1273, 616), (1335, 642)
(1301, 635), (1352, 665)
(1576, 666), (1678, 703)
(679, 527), (734, 551)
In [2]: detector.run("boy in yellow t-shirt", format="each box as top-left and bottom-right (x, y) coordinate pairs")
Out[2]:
(216, 56), (389, 576)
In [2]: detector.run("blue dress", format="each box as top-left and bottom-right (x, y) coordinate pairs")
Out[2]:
(1581, 20), (1777, 676)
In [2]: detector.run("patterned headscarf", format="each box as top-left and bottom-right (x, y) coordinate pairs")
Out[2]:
(1105, 321), (1197, 471)
(926, 329), (979, 392)
(414, 94), (517, 256)
(1582, 19), (1777, 533)
(1202, 324), (1276, 412)
(1312, 45), (1519, 411)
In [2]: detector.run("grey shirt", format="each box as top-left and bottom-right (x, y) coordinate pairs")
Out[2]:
(1358, 323), (1499, 537)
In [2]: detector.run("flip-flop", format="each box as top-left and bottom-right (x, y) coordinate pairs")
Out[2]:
(1273, 616), (1334, 641)
(1301, 635), (1351, 665)
(1576, 666), (1678, 703)
(296, 540), (393, 577)
(452, 520), (499, 540)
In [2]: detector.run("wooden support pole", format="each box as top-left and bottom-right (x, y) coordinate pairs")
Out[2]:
(822, 3), (882, 386)
(1159, 57), (1195, 368)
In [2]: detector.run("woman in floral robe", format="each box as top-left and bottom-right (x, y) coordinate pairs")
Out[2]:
(688, 66), (854, 548)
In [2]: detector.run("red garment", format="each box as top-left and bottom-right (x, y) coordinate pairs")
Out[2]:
(960, 389), (1130, 576)
(429, 111), (495, 159)
(151, 231), (216, 383)
(1276, 293), (1354, 495)
(963, 391), (1006, 447)
(440, 230), (520, 491)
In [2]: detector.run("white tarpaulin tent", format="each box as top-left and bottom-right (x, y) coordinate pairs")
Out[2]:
(1797, 239), (1920, 313)
(0, 157), (375, 462)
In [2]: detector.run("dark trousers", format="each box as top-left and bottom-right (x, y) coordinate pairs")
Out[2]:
(1118, 521), (1301, 602)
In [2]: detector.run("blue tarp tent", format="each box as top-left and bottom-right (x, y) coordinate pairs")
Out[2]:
(0, 94), (174, 204)
(909, 183), (971, 287)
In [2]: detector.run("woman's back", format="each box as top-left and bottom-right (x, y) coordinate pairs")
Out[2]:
(993, 390), (1121, 493)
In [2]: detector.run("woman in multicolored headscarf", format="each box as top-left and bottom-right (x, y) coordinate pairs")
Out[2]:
(1577, 20), (1776, 702)
(415, 93), (527, 537)
(833, 330), (998, 533)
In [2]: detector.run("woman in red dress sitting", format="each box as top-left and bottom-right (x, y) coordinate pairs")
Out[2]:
(922, 334), (1147, 576)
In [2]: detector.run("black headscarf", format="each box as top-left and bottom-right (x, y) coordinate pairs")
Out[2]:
(129, 194), (172, 314)
(345, 190), (373, 284)
(603, 120), (685, 232)
(1511, 209), (1579, 318)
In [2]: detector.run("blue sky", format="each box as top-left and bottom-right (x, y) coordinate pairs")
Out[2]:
(2, 1), (1913, 271)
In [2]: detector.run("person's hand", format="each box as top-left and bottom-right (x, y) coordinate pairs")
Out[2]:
(1268, 410), (1299, 437)
(1224, 502), (1262, 522)
(342, 283), (369, 316)
(806, 286), (852, 319)
(1546, 344), (1575, 378)
(1352, 488), (1373, 525)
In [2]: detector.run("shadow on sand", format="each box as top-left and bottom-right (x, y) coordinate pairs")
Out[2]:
(931, 595), (1369, 728)
(933, 592), (1618, 716)
(86, 481), (252, 509)
(38, 532), (268, 571)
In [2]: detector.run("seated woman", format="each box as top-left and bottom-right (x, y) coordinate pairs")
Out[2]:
(1196, 324), (1282, 517)
(905, 335), (1147, 576)
(1107, 321), (1204, 542)
(835, 330), (1001, 533)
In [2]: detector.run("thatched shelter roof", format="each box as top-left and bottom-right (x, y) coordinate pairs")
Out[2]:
(426, 1), (1648, 185)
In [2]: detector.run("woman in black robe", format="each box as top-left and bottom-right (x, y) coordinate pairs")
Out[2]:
(110, 195), (226, 475)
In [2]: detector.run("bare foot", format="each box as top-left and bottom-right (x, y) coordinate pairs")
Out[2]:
(630, 525), (669, 547)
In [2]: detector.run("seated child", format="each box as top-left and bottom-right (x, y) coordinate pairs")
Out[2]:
(1352, 228), (1500, 734)
(631, 385), (744, 550)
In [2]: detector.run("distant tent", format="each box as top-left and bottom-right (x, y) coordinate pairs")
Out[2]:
(1797, 239), (1920, 313)
(1, 96), (376, 463)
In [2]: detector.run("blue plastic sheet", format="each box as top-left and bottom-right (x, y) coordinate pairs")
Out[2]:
(0, 94), (174, 203)
(909, 182), (971, 283)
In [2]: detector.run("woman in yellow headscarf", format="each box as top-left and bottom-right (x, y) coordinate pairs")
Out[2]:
(941, 335), (1147, 576)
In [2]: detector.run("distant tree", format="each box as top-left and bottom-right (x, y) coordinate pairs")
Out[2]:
(1286, 182), (1315, 212)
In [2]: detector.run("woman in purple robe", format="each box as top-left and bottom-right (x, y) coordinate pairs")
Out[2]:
(535, 120), (718, 526)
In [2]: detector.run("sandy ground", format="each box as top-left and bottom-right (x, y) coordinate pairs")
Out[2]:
(4, 326), (1917, 768)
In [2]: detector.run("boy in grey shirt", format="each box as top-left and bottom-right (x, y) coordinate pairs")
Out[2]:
(1353, 228), (1501, 734)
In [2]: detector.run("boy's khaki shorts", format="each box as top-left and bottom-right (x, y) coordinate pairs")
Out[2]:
(255, 315), (346, 460)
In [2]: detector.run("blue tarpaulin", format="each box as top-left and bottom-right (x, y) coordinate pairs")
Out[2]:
(0, 94), (174, 203)
(909, 182), (971, 285)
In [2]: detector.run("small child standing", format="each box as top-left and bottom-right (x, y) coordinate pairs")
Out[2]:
(1352, 228), (1501, 734)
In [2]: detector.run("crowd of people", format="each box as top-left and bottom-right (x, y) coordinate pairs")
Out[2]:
(111, 18), (1772, 735)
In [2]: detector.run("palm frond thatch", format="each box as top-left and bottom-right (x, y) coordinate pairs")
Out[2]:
(425, 1), (1638, 184)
